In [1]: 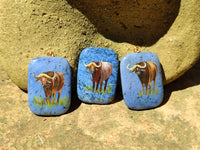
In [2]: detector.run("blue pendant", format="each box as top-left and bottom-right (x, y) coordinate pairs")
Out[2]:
(28, 57), (71, 116)
(77, 47), (119, 104)
(120, 52), (164, 110)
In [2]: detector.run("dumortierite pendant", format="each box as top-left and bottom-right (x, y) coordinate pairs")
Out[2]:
(77, 47), (118, 104)
(120, 52), (164, 110)
(28, 57), (71, 116)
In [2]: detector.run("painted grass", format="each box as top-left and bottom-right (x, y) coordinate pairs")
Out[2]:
(85, 84), (114, 94)
(138, 87), (159, 96)
(34, 95), (69, 107)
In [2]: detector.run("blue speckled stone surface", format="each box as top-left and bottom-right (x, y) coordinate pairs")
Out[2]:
(77, 47), (118, 104)
(120, 52), (163, 110)
(28, 57), (71, 116)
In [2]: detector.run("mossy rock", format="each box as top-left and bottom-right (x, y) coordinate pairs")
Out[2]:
(0, 0), (199, 91)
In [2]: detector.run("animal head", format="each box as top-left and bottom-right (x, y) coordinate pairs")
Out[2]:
(33, 72), (54, 87)
(127, 61), (147, 75)
(84, 61), (101, 74)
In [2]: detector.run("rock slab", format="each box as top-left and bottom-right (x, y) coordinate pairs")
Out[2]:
(77, 47), (118, 104)
(28, 57), (71, 115)
(120, 52), (164, 110)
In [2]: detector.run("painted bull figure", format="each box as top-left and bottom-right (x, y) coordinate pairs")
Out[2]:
(127, 61), (158, 95)
(84, 61), (112, 91)
(33, 71), (65, 104)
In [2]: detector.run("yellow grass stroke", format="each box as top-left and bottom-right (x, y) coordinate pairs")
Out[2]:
(85, 84), (114, 94)
(34, 95), (69, 107)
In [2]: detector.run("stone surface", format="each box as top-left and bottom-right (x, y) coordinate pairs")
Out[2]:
(0, 0), (200, 91)
(121, 52), (163, 110)
(77, 47), (118, 104)
(28, 57), (71, 115)
(1, 60), (200, 149)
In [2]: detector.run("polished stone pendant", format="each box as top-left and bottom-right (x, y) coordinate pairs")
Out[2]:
(28, 56), (71, 116)
(77, 47), (118, 104)
(120, 52), (164, 110)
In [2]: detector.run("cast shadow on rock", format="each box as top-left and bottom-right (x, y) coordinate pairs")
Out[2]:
(65, 66), (82, 114)
(67, 0), (180, 46)
(65, 90), (82, 114)
(160, 59), (200, 107)
(111, 68), (123, 104)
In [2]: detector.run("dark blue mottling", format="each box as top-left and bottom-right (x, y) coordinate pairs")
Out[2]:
(77, 47), (118, 104)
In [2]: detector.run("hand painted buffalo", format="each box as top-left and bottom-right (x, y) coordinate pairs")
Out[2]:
(127, 61), (158, 95)
(84, 61), (112, 92)
(33, 71), (65, 104)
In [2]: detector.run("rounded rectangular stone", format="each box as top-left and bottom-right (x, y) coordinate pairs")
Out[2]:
(28, 57), (71, 116)
(77, 47), (119, 104)
(120, 52), (164, 110)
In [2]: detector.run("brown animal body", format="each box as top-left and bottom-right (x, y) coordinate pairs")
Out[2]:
(84, 61), (112, 91)
(33, 71), (65, 104)
(127, 61), (158, 95)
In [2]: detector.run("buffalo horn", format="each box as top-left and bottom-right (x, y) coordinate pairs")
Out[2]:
(84, 62), (100, 68)
(126, 64), (132, 70)
(33, 72), (37, 78)
(33, 73), (53, 79)
(137, 62), (146, 69)
(127, 64), (139, 71)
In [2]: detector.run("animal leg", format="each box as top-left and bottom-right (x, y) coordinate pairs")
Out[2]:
(42, 98), (45, 105)
(142, 84), (145, 95)
(52, 93), (56, 104)
(100, 82), (103, 92)
(56, 92), (61, 104)
(145, 84), (148, 95)
(48, 96), (51, 105)
(96, 82), (99, 91)
(92, 82), (95, 91)
(104, 79), (108, 91)
(46, 97), (48, 104)
(153, 79), (156, 93)
(148, 82), (151, 95)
